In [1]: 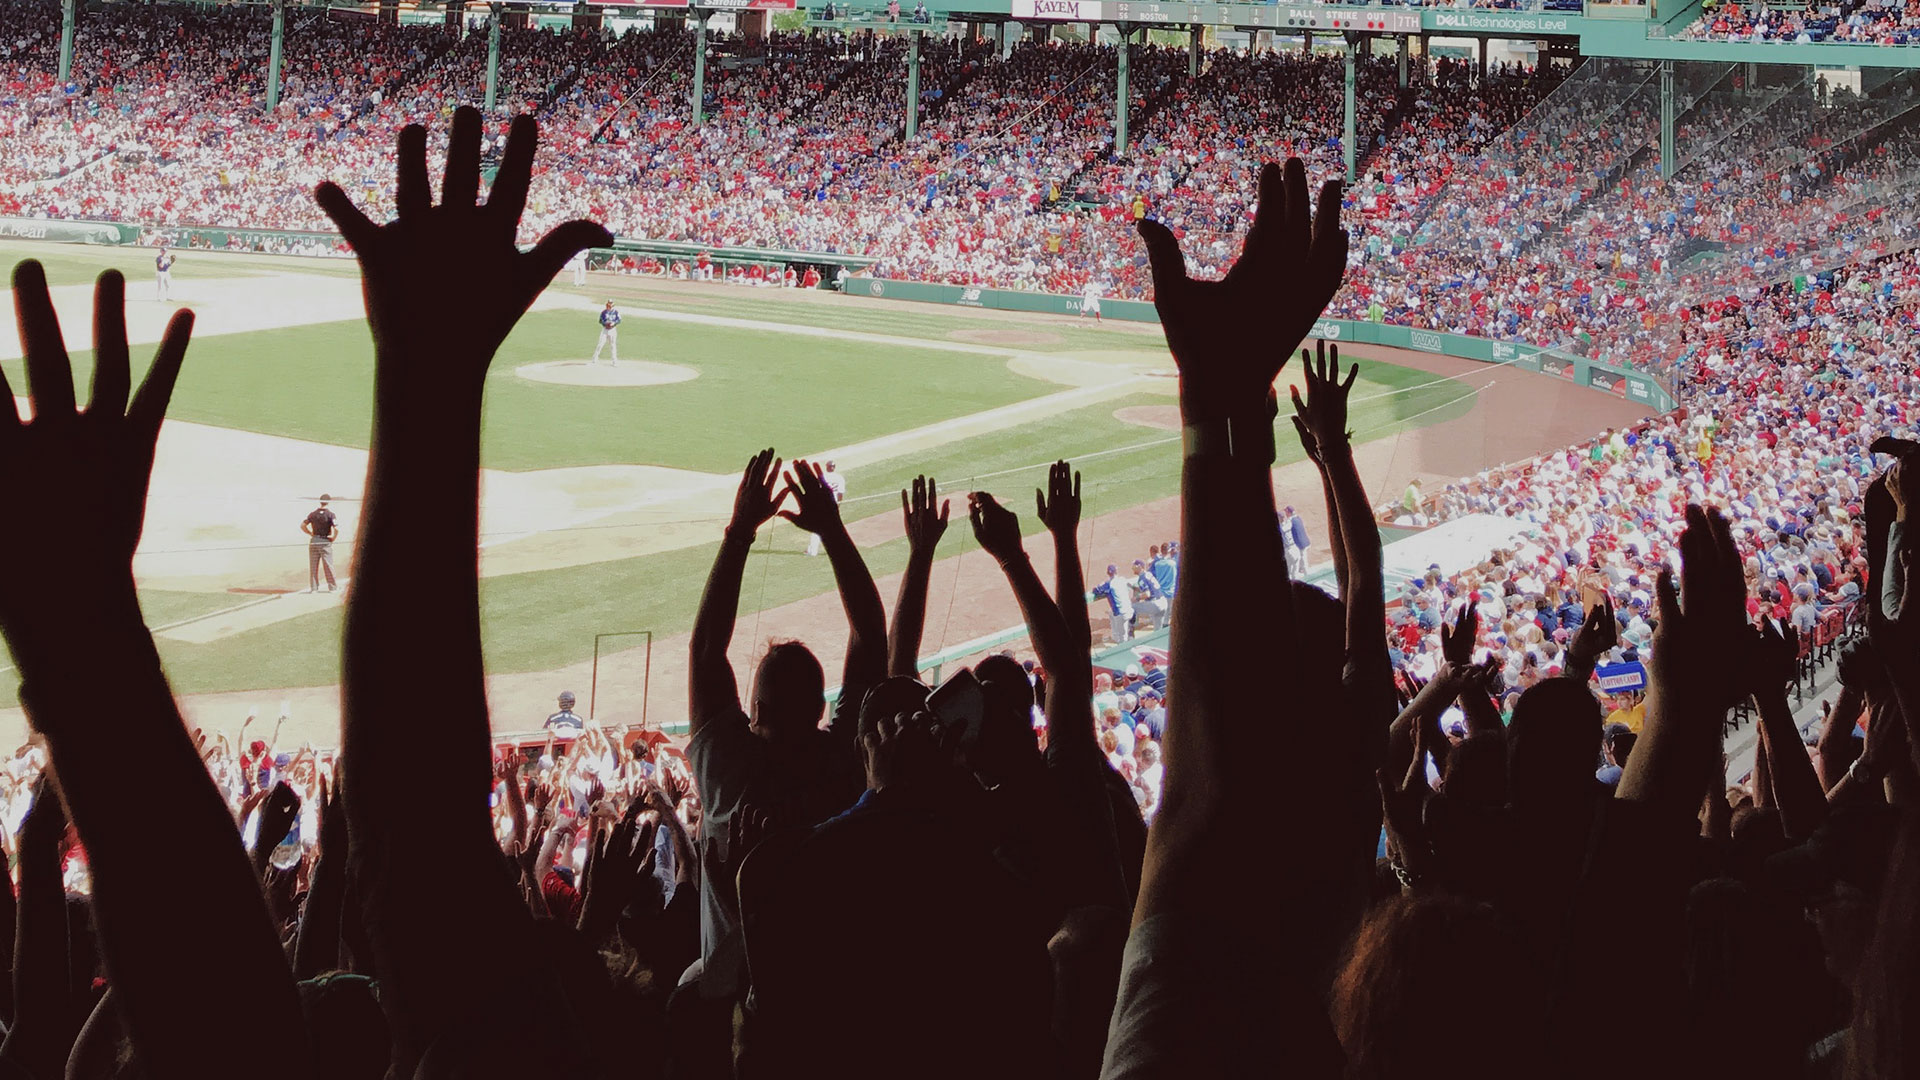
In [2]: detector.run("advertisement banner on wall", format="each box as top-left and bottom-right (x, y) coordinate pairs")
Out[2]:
(1587, 368), (1629, 398)
(1310, 318), (1343, 341)
(1013, 0), (1103, 18)
(1625, 375), (1655, 405)
(1409, 329), (1445, 353)
(1540, 356), (1576, 381)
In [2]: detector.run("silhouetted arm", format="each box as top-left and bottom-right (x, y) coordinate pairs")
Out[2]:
(889, 476), (949, 677)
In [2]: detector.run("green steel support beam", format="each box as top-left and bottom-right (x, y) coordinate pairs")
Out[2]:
(1302, 28), (1312, 53)
(267, 0), (285, 110)
(1659, 59), (1675, 179)
(905, 28), (921, 140)
(1397, 33), (1408, 88)
(1343, 34), (1357, 182)
(484, 4), (501, 111)
(1189, 22), (1200, 77)
(58, 0), (76, 84)
(691, 10), (708, 126)
(1115, 23), (1130, 156)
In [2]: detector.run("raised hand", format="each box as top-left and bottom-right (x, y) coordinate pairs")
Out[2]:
(253, 782), (302, 864)
(578, 803), (659, 939)
(1567, 595), (1618, 673)
(314, 108), (611, 370)
(1441, 602), (1479, 667)
(705, 805), (774, 925)
(968, 491), (1025, 566)
(1136, 159), (1347, 422)
(0, 776), (78, 1080)
(900, 474), (949, 558)
(728, 448), (789, 536)
(779, 458), (845, 537)
(1289, 340), (1358, 453)
(1747, 620), (1800, 701)
(1034, 459), (1081, 538)
(0, 263), (190, 669)
(1648, 506), (1749, 709)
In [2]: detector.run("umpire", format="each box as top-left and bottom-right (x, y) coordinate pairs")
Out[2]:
(301, 494), (341, 593)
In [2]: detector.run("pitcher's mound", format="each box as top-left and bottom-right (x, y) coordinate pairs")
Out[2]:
(516, 360), (699, 387)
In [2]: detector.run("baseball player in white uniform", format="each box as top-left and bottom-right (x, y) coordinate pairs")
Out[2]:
(591, 300), (621, 365)
(1080, 279), (1102, 321)
(806, 461), (847, 556)
(155, 246), (175, 301)
(569, 249), (589, 286)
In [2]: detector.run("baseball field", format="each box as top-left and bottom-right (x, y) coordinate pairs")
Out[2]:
(0, 238), (1649, 747)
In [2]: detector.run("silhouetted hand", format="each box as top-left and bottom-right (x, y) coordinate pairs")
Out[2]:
(1441, 602), (1479, 667)
(901, 474), (950, 558)
(728, 448), (788, 537)
(1649, 506), (1748, 710)
(314, 108), (611, 372)
(968, 491), (1025, 566)
(1034, 459), (1081, 538)
(0, 264), (190, 671)
(1747, 620), (1800, 700)
(1567, 595), (1618, 671)
(578, 802), (658, 937)
(1290, 340), (1357, 453)
(1136, 159), (1347, 422)
(704, 805), (773, 926)
(780, 458), (846, 538)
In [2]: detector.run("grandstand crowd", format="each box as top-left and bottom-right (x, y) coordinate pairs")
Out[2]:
(6, 2), (1920, 1077)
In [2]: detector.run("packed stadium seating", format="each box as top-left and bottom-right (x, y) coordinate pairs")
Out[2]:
(5, 11), (1920, 1078)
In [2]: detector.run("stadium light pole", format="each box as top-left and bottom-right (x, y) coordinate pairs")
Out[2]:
(485, 4), (503, 112)
(58, 0), (76, 84)
(691, 8), (708, 126)
(267, 0), (286, 110)
(905, 27), (921, 140)
(1343, 33), (1357, 183)
(1659, 60), (1676, 179)
(1114, 23), (1130, 157)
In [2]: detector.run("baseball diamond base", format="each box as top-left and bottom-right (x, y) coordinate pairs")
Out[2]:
(515, 360), (700, 387)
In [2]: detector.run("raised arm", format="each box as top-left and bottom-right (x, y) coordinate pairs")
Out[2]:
(0, 779), (77, 1080)
(316, 107), (609, 1075)
(969, 492), (1092, 752)
(1748, 622), (1827, 838)
(1291, 343), (1387, 676)
(691, 449), (787, 735)
(1110, 160), (1350, 1075)
(1035, 460), (1092, 657)
(0, 263), (312, 1078)
(888, 475), (949, 678)
(781, 458), (888, 730)
(1618, 506), (1748, 819)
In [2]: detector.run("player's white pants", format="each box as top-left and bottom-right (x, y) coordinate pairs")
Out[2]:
(1285, 542), (1307, 577)
(573, 263), (587, 285)
(592, 327), (619, 363)
(1082, 301), (1099, 318)
(156, 271), (172, 301)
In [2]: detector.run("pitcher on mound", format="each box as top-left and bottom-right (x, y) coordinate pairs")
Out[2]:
(591, 299), (621, 364)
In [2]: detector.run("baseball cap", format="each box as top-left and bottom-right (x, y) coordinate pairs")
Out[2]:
(1107, 564), (1119, 574)
(319, 493), (331, 502)
(1125, 664), (1142, 677)
(558, 690), (576, 704)
(1133, 559), (1146, 568)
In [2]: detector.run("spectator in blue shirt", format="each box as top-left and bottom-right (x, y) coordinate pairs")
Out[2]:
(1149, 543), (1178, 598)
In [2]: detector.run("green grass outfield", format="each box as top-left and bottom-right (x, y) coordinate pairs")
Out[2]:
(0, 241), (1478, 705)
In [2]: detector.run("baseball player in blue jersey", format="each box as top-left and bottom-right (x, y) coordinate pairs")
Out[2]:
(591, 299), (621, 365)
(155, 246), (175, 301)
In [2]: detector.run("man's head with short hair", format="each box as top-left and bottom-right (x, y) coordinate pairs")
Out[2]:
(751, 641), (826, 739)
(604, 299), (614, 308)
(558, 690), (576, 709)
(319, 493), (331, 505)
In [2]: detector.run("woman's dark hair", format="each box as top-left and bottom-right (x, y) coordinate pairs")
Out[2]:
(1332, 894), (1541, 1080)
